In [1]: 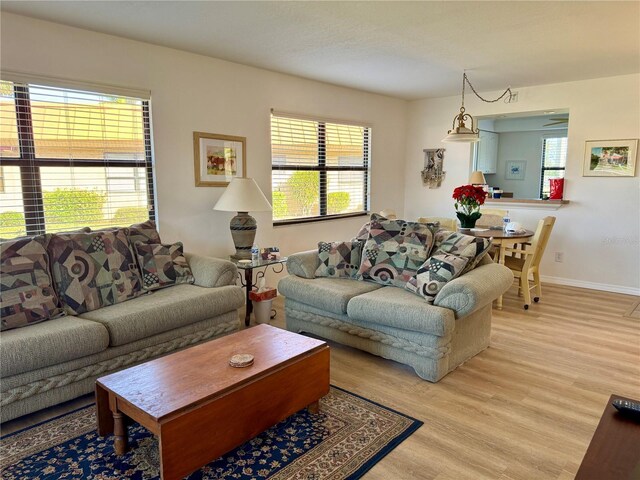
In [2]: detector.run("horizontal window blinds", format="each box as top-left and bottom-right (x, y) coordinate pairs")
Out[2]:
(540, 136), (567, 198)
(0, 80), (155, 239)
(271, 113), (370, 223)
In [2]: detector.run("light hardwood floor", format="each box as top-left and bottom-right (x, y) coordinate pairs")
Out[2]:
(3, 284), (639, 479)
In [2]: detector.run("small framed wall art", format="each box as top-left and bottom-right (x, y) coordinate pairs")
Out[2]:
(583, 139), (638, 177)
(193, 132), (246, 186)
(505, 160), (526, 180)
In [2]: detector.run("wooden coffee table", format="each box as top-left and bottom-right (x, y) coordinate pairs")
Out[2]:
(95, 324), (330, 480)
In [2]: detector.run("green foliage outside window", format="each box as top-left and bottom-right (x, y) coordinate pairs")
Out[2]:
(0, 211), (26, 238)
(327, 192), (350, 215)
(43, 188), (107, 231)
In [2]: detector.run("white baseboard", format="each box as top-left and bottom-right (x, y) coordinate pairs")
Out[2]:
(540, 275), (640, 296)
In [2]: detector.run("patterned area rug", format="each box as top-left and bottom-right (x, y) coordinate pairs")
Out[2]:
(0, 386), (422, 479)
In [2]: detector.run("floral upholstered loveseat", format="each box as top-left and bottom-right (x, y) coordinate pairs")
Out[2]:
(279, 214), (513, 382)
(0, 221), (244, 422)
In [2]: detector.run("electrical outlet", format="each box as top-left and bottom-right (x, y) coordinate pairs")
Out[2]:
(554, 252), (563, 263)
(509, 91), (519, 103)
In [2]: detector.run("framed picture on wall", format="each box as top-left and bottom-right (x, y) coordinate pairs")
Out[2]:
(583, 139), (638, 177)
(505, 160), (526, 180)
(193, 132), (246, 186)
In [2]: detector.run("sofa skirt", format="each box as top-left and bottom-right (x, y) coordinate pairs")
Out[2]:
(285, 300), (492, 382)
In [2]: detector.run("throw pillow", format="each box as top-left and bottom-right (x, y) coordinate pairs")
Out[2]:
(128, 219), (161, 246)
(357, 213), (434, 287)
(315, 241), (363, 279)
(134, 241), (194, 291)
(406, 253), (470, 303)
(1, 235), (65, 331)
(48, 229), (142, 314)
(434, 231), (492, 274)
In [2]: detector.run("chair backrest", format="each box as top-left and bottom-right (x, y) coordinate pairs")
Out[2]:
(480, 208), (508, 217)
(475, 214), (504, 228)
(417, 216), (457, 231)
(524, 216), (556, 270)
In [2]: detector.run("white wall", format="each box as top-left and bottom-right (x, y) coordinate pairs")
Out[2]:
(405, 74), (640, 294)
(0, 13), (407, 267)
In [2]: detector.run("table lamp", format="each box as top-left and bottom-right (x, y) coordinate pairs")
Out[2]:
(213, 177), (272, 259)
(469, 171), (486, 185)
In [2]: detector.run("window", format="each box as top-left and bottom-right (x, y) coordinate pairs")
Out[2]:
(0, 80), (155, 239)
(271, 112), (370, 224)
(540, 136), (567, 198)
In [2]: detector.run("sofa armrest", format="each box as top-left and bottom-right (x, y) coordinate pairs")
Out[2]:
(434, 263), (513, 318)
(184, 252), (238, 287)
(286, 250), (319, 279)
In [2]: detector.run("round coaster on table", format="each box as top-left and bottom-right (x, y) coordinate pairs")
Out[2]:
(229, 353), (254, 368)
(238, 259), (252, 264)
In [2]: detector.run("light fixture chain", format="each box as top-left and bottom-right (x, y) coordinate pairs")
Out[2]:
(463, 73), (512, 103)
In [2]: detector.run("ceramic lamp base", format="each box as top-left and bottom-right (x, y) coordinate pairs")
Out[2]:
(230, 211), (256, 260)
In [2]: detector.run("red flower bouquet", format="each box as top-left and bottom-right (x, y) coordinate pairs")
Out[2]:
(453, 184), (486, 228)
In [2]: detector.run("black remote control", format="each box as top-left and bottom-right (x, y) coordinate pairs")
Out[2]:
(612, 399), (640, 419)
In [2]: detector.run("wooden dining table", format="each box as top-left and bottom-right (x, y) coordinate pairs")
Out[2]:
(462, 227), (535, 309)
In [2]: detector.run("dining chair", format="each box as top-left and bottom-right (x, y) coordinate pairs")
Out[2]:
(503, 216), (556, 310)
(417, 216), (457, 231)
(476, 208), (508, 228)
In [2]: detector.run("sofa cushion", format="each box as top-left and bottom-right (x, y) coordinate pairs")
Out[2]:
(357, 213), (433, 287)
(315, 241), (363, 279)
(278, 275), (382, 315)
(1, 315), (110, 377)
(78, 284), (243, 346)
(347, 286), (455, 337)
(48, 229), (142, 315)
(134, 241), (194, 291)
(406, 253), (470, 303)
(1, 235), (64, 331)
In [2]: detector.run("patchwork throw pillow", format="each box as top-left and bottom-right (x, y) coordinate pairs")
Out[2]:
(134, 241), (194, 291)
(357, 213), (434, 287)
(431, 229), (455, 255)
(1, 235), (64, 331)
(315, 241), (363, 279)
(406, 253), (470, 303)
(128, 219), (161, 246)
(434, 232), (492, 273)
(48, 230), (142, 314)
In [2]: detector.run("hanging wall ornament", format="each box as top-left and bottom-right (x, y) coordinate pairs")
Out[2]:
(421, 148), (446, 188)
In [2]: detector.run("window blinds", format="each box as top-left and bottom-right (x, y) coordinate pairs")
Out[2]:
(540, 136), (567, 198)
(271, 112), (370, 223)
(0, 80), (155, 239)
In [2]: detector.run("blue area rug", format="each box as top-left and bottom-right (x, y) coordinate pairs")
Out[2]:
(0, 386), (422, 479)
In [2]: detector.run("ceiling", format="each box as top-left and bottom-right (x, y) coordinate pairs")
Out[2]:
(2, 1), (639, 100)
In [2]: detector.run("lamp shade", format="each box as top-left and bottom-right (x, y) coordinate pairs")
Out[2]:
(469, 171), (487, 184)
(442, 131), (480, 143)
(213, 177), (272, 212)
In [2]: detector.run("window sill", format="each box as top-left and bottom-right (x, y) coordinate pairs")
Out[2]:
(273, 212), (369, 227)
(484, 198), (569, 210)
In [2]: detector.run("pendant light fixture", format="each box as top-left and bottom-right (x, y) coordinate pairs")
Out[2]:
(442, 73), (513, 143)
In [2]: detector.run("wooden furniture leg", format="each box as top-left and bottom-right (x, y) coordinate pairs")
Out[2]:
(113, 412), (128, 455)
(521, 274), (532, 309)
(307, 400), (320, 414)
(95, 383), (114, 436)
(533, 270), (542, 301)
(496, 241), (506, 310)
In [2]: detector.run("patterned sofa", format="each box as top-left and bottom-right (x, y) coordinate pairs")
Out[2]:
(0, 222), (244, 422)
(278, 215), (514, 382)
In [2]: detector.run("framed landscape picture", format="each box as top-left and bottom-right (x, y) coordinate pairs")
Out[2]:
(193, 132), (246, 186)
(583, 139), (637, 177)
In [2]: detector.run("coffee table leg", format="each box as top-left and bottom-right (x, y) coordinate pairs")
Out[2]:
(307, 400), (320, 414)
(113, 412), (128, 455)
